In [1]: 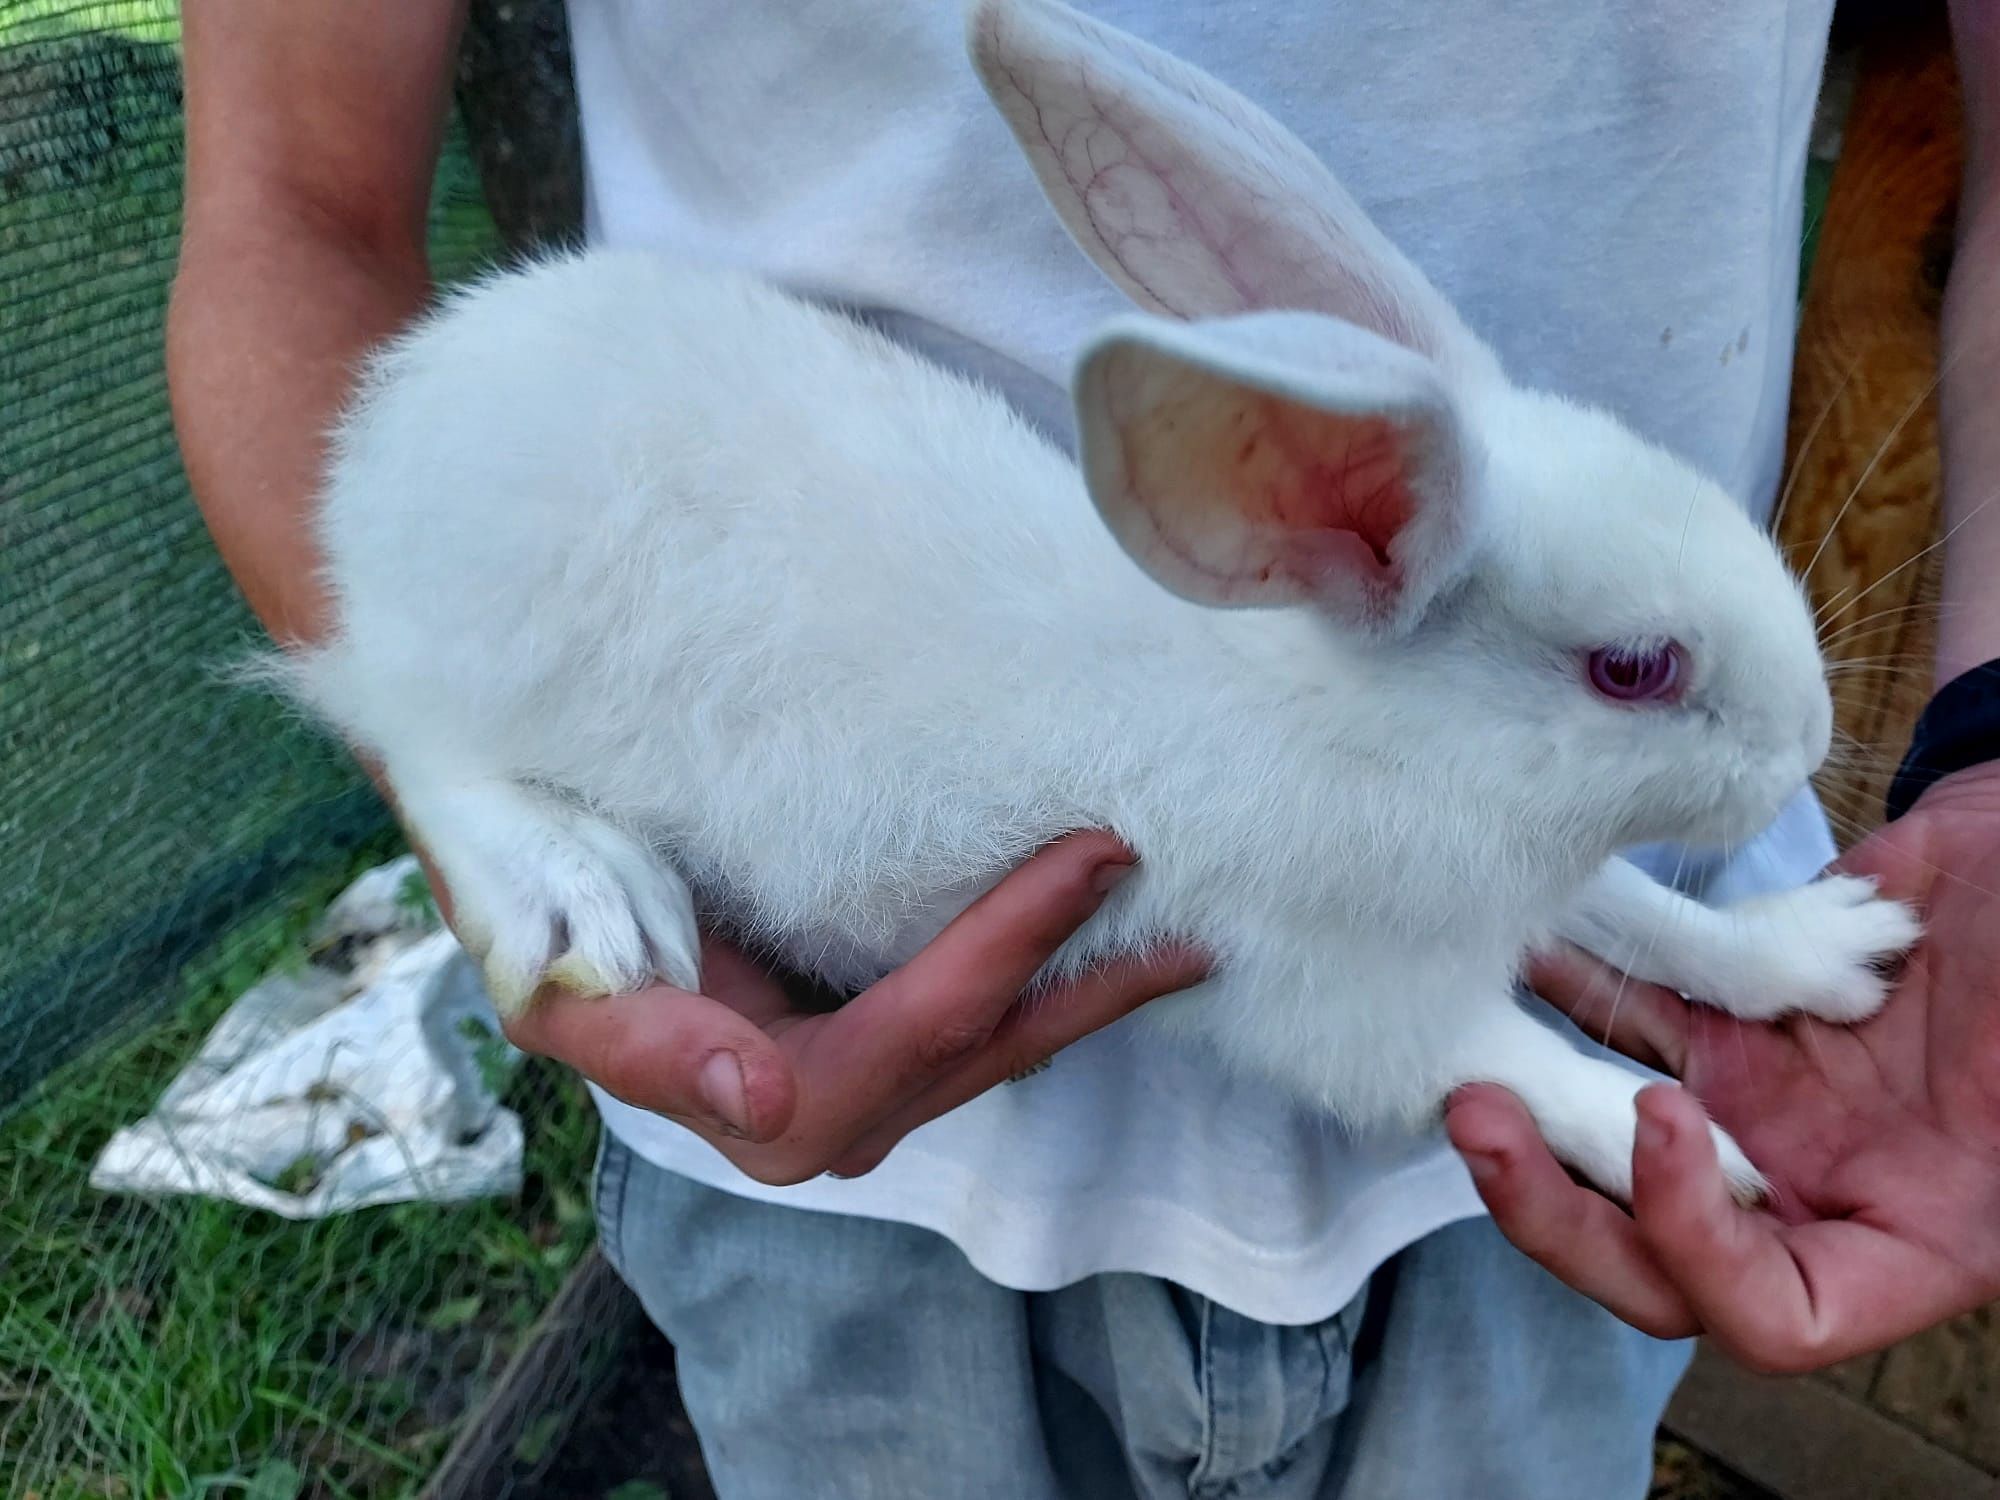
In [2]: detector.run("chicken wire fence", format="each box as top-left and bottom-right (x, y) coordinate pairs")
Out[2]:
(1, 5), (618, 1496)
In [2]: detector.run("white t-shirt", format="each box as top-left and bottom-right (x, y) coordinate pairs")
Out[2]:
(567, 0), (1838, 1325)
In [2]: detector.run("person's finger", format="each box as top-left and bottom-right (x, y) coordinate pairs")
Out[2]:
(1625, 1082), (1833, 1365)
(826, 941), (1209, 1176)
(696, 936), (815, 1029)
(1628, 1082), (1977, 1372)
(1525, 946), (1690, 1075)
(504, 983), (798, 1143)
(1828, 818), (1936, 903)
(789, 831), (1139, 1127)
(1444, 1084), (1700, 1339)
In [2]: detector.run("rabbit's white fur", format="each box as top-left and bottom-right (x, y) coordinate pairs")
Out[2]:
(281, 0), (1918, 1201)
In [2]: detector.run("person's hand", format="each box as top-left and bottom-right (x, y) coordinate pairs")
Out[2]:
(465, 831), (1205, 1185)
(1446, 763), (2000, 1372)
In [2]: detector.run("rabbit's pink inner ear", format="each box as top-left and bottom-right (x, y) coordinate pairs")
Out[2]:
(1112, 373), (1420, 610)
(1235, 399), (1413, 586)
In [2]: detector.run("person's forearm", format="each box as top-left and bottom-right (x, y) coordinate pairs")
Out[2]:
(1938, 1), (2000, 685)
(169, 0), (464, 647)
(1936, 211), (2000, 684)
(168, 216), (429, 646)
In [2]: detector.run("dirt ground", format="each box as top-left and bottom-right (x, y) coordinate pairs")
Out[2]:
(513, 1321), (714, 1500)
(1650, 1437), (1774, 1500)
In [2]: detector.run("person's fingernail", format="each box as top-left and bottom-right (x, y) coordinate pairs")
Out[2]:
(1092, 857), (1137, 894)
(1463, 1150), (1503, 1184)
(698, 1051), (752, 1136)
(1635, 1109), (1671, 1155)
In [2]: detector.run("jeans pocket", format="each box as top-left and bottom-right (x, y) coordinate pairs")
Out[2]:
(592, 1127), (634, 1273)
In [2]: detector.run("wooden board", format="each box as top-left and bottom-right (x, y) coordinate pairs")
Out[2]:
(1872, 1304), (2000, 1475)
(1668, 1346), (2000, 1500)
(454, 0), (585, 250)
(421, 1247), (646, 1500)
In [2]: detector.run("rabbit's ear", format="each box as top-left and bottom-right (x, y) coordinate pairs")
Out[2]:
(967, 0), (1497, 380)
(1076, 312), (1480, 631)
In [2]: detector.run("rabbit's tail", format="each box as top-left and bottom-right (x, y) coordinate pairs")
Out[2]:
(217, 639), (366, 746)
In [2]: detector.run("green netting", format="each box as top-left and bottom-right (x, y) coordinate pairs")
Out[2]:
(0, 8), (500, 1107)
(0, 8), (616, 1496)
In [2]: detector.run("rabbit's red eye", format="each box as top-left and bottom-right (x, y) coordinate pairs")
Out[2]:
(1587, 643), (1683, 703)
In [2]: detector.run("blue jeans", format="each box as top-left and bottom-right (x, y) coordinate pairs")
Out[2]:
(595, 1132), (1688, 1499)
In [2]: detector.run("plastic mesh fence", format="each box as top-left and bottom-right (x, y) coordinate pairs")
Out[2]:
(0, 7), (616, 1496)
(0, 5), (485, 1106)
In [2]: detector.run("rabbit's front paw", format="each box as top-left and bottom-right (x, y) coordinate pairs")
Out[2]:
(1701, 876), (1922, 1025)
(398, 775), (701, 1017)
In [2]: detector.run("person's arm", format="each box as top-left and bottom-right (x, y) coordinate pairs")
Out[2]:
(1937, 0), (2000, 685)
(170, 0), (467, 646)
(169, 5), (1202, 1180)
(1443, 3), (2000, 1371)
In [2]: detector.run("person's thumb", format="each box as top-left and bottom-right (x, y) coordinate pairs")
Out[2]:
(504, 985), (798, 1142)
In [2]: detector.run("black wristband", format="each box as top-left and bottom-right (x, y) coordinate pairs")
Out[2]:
(1885, 658), (2000, 821)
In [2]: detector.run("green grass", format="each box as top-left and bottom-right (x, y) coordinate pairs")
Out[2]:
(0, 842), (601, 1500)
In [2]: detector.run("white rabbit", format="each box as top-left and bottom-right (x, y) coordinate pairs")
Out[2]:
(279, 0), (1918, 1202)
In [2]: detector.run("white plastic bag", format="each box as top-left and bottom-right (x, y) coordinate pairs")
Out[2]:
(90, 856), (525, 1217)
